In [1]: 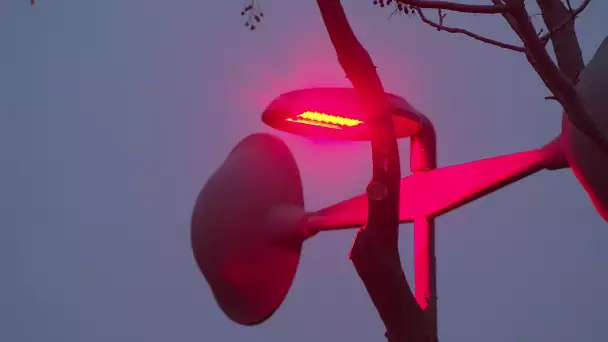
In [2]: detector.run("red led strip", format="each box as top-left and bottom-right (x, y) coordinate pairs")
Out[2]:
(286, 111), (363, 130)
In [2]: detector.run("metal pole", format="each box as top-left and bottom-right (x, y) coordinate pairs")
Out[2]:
(410, 119), (438, 341)
(414, 216), (437, 341)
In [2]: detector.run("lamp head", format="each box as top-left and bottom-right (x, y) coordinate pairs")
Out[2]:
(191, 133), (313, 325)
(561, 37), (608, 222)
(262, 87), (424, 140)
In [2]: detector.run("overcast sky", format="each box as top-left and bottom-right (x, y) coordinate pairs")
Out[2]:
(3, 1), (608, 341)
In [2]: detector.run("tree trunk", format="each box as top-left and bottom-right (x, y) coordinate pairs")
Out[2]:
(317, 1), (428, 341)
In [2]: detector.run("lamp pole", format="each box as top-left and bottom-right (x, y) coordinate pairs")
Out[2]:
(411, 118), (438, 341)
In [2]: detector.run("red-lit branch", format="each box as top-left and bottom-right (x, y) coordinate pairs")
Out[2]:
(317, 0), (428, 341)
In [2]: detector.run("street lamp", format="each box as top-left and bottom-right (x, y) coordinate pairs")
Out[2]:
(190, 37), (607, 334)
(191, 87), (569, 328)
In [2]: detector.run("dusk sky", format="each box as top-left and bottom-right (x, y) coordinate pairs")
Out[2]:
(4, 1), (608, 341)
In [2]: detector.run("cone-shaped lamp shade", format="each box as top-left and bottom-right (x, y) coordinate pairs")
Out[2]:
(262, 87), (424, 140)
(562, 37), (608, 222)
(191, 133), (311, 325)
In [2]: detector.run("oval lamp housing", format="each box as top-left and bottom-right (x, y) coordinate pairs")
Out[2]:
(262, 87), (424, 140)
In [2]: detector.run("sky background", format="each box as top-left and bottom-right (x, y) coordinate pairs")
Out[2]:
(3, 0), (608, 341)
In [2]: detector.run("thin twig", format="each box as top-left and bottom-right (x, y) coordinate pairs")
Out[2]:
(388, 7), (400, 20)
(537, 28), (545, 37)
(503, 1), (608, 154)
(438, 9), (446, 25)
(415, 7), (525, 52)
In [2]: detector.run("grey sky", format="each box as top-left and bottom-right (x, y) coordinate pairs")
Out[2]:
(3, 1), (607, 341)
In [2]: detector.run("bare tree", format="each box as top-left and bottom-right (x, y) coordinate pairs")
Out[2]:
(241, 0), (604, 341)
(30, 0), (602, 339)
(27, 0), (605, 340)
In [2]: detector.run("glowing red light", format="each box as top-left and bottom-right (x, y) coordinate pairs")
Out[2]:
(285, 111), (364, 130)
(262, 88), (424, 140)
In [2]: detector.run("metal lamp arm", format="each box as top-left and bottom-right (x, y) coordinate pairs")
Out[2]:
(307, 137), (568, 231)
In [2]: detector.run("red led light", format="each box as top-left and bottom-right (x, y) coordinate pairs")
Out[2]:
(262, 88), (424, 141)
(286, 111), (364, 130)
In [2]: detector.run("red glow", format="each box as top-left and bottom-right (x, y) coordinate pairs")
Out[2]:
(262, 88), (424, 141)
(307, 145), (564, 230)
(287, 118), (342, 130)
(286, 111), (364, 130)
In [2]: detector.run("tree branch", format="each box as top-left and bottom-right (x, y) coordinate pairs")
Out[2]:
(415, 7), (525, 52)
(491, 0), (526, 40)
(396, 0), (513, 14)
(537, 0), (585, 80)
(493, 0), (608, 154)
(316, 0), (428, 341)
(539, 0), (591, 46)
(566, 0), (573, 11)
